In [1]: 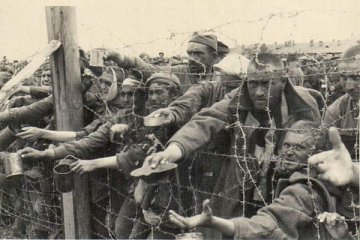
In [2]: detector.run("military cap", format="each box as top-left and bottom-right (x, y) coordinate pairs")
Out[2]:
(188, 34), (217, 51)
(145, 72), (180, 88)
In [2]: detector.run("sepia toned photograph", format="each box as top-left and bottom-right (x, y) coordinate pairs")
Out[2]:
(0, 0), (359, 239)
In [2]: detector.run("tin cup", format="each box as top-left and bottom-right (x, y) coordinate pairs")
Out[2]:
(175, 232), (204, 240)
(89, 49), (106, 67)
(3, 153), (23, 179)
(53, 156), (77, 193)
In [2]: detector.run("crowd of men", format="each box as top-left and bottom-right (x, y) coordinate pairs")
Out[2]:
(0, 34), (359, 239)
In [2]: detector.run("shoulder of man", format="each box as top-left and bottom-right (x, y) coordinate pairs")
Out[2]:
(288, 172), (339, 211)
(327, 93), (351, 115)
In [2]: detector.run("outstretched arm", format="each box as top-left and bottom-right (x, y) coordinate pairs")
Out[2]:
(169, 199), (235, 237)
(70, 156), (117, 174)
(16, 127), (77, 142)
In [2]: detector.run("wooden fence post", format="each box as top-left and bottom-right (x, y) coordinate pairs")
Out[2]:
(45, 6), (91, 238)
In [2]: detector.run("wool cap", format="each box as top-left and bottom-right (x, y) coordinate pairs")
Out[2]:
(188, 34), (217, 51)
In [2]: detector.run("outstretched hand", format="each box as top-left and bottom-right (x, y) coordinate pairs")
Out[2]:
(16, 127), (45, 141)
(169, 199), (213, 229)
(318, 212), (349, 240)
(144, 144), (183, 169)
(308, 127), (353, 186)
(18, 147), (48, 161)
(70, 160), (97, 174)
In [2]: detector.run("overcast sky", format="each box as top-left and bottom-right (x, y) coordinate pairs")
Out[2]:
(1, 0), (359, 60)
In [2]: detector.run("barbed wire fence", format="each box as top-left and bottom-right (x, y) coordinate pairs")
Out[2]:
(0, 8), (359, 239)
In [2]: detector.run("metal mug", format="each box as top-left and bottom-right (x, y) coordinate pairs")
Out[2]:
(175, 232), (204, 240)
(2, 153), (24, 179)
(89, 49), (105, 67)
(53, 156), (77, 193)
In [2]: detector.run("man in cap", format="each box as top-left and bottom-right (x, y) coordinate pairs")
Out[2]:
(105, 34), (219, 93)
(323, 44), (360, 158)
(70, 72), (184, 239)
(153, 52), (168, 66)
(144, 53), (321, 221)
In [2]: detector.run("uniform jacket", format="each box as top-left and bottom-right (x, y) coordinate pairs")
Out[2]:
(168, 78), (227, 126)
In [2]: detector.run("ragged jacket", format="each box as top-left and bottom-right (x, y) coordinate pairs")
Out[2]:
(168, 80), (321, 218)
(168, 78), (227, 126)
(231, 171), (341, 240)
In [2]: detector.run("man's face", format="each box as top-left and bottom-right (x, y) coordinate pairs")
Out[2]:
(341, 74), (360, 101)
(186, 42), (215, 74)
(40, 70), (51, 86)
(278, 131), (314, 173)
(246, 77), (286, 111)
(99, 71), (113, 95)
(119, 85), (144, 110)
(147, 82), (172, 110)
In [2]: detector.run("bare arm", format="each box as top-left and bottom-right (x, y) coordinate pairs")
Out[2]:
(70, 156), (117, 174)
(169, 199), (235, 237)
(41, 130), (77, 142)
(16, 127), (77, 142)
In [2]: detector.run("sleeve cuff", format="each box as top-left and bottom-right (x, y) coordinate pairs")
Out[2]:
(166, 141), (186, 160)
